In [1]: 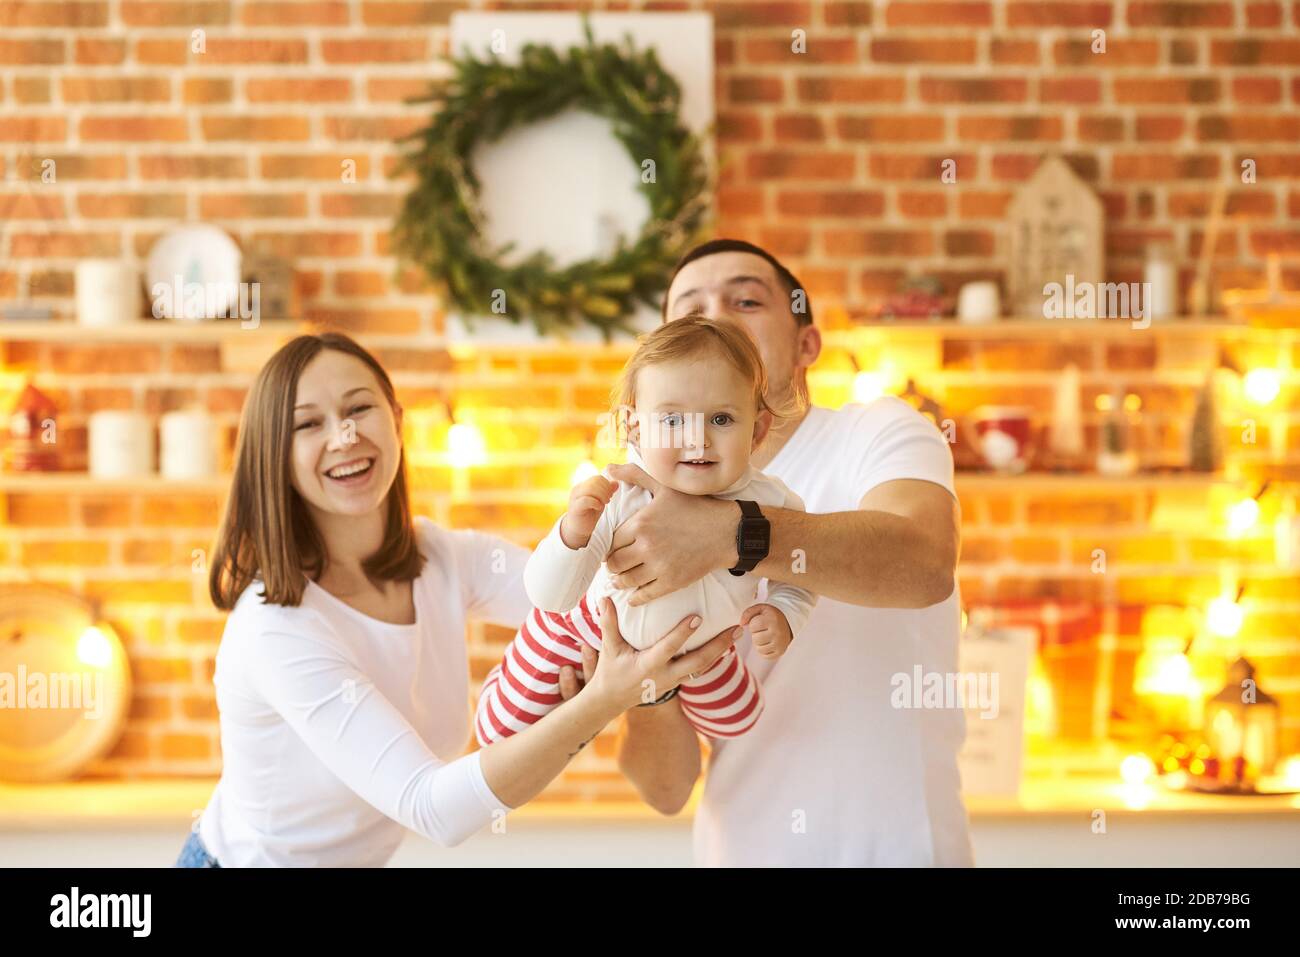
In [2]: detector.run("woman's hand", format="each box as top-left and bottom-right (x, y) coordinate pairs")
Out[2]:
(581, 597), (739, 715)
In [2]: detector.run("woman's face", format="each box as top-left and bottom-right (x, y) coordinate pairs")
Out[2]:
(289, 350), (402, 521)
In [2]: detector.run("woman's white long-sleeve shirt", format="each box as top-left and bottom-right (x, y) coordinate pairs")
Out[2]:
(199, 517), (533, 867)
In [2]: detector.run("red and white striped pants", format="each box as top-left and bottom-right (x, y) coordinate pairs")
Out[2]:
(475, 594), (764, 745)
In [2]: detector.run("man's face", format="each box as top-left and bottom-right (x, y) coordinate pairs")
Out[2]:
(663, 251), (816, 406)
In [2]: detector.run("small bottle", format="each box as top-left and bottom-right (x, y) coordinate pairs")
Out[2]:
(1096, 390), (1138, 476)
(1144, 243), (1177, 322)
(1187, 371), (1222, 473)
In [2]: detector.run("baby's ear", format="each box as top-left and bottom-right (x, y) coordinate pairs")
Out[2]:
(752, 408), (773, 449)
(620, 406), (640, 452)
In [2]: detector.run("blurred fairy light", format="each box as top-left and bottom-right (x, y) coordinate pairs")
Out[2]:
(1120, 754), (1156, 785)
(852, 372), (886, 403)
(1206, 594), (1244, 638)
(843, 350), (899, 405)
(1243, 368), (1281, 405)
(1226, 482), (1269, 536)
(447, 421), (486, 468)
(1227, 497), (1260, 535)
(1146, 652), (1196, 695)
(76, 626), (113, 668)
(1280, 756), (1300, 789)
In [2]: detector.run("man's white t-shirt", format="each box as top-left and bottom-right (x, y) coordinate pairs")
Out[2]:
(199, 517), (531, 867)
(693, 397), (974, 867)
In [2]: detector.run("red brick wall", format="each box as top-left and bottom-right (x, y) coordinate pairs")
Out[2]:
(1, 1), (1298, 788)
(3, 0), (1299, 313)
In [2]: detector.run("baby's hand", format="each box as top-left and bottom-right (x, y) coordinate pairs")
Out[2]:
(560, 475), (618, 549)
(741, 603), (794, 659)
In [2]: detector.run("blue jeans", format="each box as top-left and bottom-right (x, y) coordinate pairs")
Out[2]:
(174, 828), (221, 868)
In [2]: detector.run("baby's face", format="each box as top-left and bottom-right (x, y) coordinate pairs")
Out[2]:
(631, 356), (762, 495)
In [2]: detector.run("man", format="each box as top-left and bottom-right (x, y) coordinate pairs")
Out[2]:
(561, 238), (973, 867)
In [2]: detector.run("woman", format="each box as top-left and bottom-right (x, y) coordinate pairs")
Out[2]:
(175, 332), (734, 867)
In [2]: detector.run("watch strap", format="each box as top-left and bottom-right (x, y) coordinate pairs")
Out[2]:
(636, 685), (680, 707)
(729, 499), (769, 577)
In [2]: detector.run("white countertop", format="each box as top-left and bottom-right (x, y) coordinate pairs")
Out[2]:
(1, 776), (1297, 830)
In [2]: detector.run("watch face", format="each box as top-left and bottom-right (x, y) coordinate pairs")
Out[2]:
(739, 517), (770, 555)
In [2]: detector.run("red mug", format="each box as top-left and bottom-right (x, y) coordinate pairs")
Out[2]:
(968, 406), (1034, 473)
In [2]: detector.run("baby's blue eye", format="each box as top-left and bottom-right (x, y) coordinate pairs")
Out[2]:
(661, 413), (684, 429)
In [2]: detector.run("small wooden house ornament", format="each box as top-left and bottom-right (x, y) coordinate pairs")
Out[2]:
(240, 248), (298, 322)
(1007, 156), (1104, 320)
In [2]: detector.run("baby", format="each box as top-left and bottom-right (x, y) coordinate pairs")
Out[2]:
(475, 316), (816, 745)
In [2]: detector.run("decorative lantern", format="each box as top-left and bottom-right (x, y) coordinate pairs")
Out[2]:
(241, 248), (298, 322)
(1204, 657), (1280, 788)
(5, 382), (60, 472)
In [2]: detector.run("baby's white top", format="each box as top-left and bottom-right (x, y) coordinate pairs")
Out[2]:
(523, 450), (817, 652)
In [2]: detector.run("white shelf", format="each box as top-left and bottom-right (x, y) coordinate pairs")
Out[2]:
(0, 470), (1252, 496)
(0, 320), (306, 344)
(822, 318), (1287, 343)
(954, 472), (1245, 491)
(2, 317), (1286, 347)
(0, 474), (228, 494)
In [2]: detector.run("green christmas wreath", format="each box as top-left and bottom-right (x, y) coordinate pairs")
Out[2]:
(391, 22), (712, 339)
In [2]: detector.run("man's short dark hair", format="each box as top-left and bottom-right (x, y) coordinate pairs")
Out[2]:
(662, 238), (813, 327)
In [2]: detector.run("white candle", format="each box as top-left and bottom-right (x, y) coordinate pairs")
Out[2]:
(160, 409), (216, 479)
(76, 261), (141, 327)
(89, 411), (154, 478)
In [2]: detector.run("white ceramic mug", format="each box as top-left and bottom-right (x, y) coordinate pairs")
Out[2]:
(958, 281), (1001, 324)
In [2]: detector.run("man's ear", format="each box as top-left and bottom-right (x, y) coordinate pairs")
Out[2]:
(795, 324), (822, 375)
(752, 408), (773, 449)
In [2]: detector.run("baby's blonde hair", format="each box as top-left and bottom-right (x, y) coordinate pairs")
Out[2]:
(610, 315), (803, 432)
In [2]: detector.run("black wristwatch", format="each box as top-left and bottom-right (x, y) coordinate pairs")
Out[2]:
(728, 500), (770, 577)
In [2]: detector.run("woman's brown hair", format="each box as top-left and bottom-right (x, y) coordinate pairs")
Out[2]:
(209, 332), (425, 610)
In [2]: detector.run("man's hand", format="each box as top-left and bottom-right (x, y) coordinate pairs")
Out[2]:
(603, 463), (737, 606)
(741, 603), (793, 659)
